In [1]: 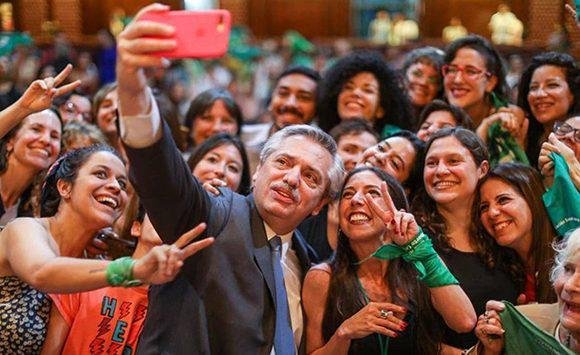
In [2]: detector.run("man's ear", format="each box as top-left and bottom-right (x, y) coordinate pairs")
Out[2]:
(56, 179), (72, 200)
(310, 197), (330, 217)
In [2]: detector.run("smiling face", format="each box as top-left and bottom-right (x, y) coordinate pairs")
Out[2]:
(424, 136), (487, 207)
(555, 248), (580, 335)
(253, 135), (332, 234)
(269, 73), (318, 129)
(417, 110), (457, 142)
(65, 151), (129, 229)
(527, 65), (574, 126)
(406, 62), (440, 108)
(192, 143), (244, 192)
(337, 72), (384, 122)
(337, 131), (378, 172)
(191, 100), (238, 146)
(8, 110), (62, 172)
(361, 136), (417, 184)
(444, 48), (497, 112)
(479, 178), (533, 254)
(96, 89), (118, 136)
(339, 170), (387, 242)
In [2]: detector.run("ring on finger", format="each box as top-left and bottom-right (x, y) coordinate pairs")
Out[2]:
(379, 309), (393, 319)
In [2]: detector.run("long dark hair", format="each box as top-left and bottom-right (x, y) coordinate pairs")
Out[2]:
(412, 127), (489, 258)
(323, 166), (441, 354)
(475, 163), (557, 303)
(40, 144), (123, 217)
(186, 133), (251, 195)
(318, 51), (413, 133)
(517, 52), (579, 164)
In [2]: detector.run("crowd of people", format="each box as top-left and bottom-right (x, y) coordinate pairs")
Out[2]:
(0, 2), (579, 354)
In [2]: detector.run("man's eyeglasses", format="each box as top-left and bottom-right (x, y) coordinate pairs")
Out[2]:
(442, 64), (491, 81)
(554, 121), (580, 142)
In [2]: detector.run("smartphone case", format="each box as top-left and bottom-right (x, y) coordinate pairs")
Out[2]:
(140, 10), (231, 59)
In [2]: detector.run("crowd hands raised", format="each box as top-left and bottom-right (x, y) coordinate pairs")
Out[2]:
(0, 2), (579, 354)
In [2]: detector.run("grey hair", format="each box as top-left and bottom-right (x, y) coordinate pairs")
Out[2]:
(259, 124), (345, 199)
(550, 228), (580, 283)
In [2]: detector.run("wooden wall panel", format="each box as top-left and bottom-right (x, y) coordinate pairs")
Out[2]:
(249, 0), (350, 38)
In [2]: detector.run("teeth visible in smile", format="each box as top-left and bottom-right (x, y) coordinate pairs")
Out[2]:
(349, 213), (370, 222)
(32, 148), (49, 157)
(96, 196), (118, 209)
(434, 181), (456, 188)
(493, 221), (511, 232)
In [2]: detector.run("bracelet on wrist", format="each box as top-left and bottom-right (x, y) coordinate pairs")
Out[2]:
(106, 256), (143, 287)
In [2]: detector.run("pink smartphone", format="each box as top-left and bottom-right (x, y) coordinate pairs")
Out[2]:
(140, 10), (231, 59)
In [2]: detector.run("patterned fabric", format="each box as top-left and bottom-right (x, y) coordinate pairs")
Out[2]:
(0, 276), (51, 354)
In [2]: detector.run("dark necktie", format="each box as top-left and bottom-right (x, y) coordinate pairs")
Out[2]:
(269, 236), (295, 355)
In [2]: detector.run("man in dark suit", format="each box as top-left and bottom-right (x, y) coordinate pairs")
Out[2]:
(115, 4), (344, 354)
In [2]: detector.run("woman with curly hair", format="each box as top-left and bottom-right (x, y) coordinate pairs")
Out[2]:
(411, 127), (519, 351)
(476, 162), (557, 304)
(317, 51), (413, 136)
(518, 52), (579, 164)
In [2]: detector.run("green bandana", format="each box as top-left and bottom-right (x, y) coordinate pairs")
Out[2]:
(372, 229), (459, 288)
(500, 301), (574, 354)
(487, 121), (530, 167)
(542, 153), (580, 238)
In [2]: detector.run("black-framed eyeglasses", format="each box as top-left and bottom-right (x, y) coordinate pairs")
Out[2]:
(554, 121), (580, 143)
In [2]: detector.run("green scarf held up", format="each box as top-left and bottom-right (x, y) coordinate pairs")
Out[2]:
(542, 153), (580, 238)
(372, 229), (458, 288)
(487, 92), (529, 167)
(499, 301), (574, 355)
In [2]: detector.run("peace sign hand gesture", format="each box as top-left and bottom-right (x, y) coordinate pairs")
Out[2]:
(132, 222), (214, 284)
(16, 64), (80, 114)
(364, 181), (419, 246)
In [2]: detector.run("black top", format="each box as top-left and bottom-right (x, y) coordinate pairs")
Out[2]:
(298, 205), (334, 262)
(438, 247), (519, 349)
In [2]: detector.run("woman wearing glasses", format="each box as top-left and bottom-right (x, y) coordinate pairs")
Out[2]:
(401, 47), (445, 125)
(518, 52), (579, 164)
(442, 35), (526, 147)
(539, 115), (580, 189)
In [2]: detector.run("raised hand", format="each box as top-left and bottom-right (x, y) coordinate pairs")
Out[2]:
(336, 301), (407, 339)
(16, 64), (81, 114)
(565, 0), (579, 29)
(364, 181), (419, 245)
(202, 178), (227, 196)
(132, 222), (214, 284)
(474, 300), (506, 355)
(539, 133), (580, 189)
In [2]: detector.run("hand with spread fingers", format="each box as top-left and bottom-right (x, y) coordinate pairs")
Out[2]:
(476, 106), (528, 148)
(474, 300), (506, 355)
(133, 222), (214, 284)
(364, 181), (419, 245)
(202, 178), (228, 196)
(336, 301), (407, 340)
(0, 64), (80, 138)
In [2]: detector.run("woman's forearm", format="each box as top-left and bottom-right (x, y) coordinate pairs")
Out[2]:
(430, 284), (477, 333)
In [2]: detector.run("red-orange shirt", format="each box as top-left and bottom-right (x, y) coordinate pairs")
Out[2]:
(50, 286), (148, 355)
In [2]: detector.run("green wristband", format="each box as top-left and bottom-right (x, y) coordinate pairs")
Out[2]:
(372, 228), (459, 288)
(106, 257), (142, 287)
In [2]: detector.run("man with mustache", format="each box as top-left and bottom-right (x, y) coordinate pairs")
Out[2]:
(242, 66), (320, 174)
(114, 4), (344, 354)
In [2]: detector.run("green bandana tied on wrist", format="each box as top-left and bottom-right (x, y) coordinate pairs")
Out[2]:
(106, 256), (143, 287)
(499, 301), (574, 354)
(372, 229), (459, 287)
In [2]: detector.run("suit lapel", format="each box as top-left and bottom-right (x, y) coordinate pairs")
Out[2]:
(249, 195), (276, 307)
